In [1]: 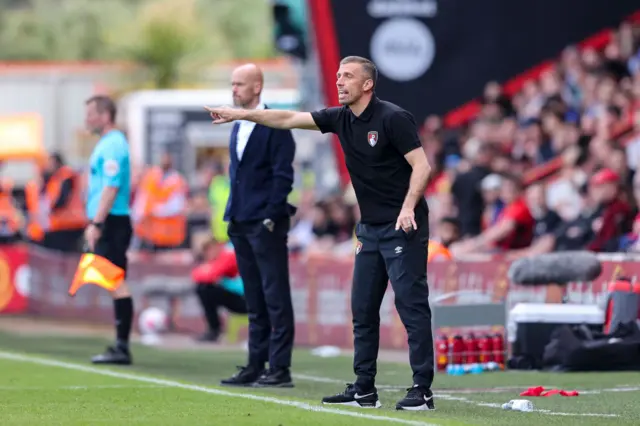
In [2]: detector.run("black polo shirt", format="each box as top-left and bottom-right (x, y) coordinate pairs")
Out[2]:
(311, 96), (428, 224)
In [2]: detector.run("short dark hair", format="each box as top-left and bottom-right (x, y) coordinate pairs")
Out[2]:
(50, 152), (65, 167)
(500, 172), (522, 189)
(340, 56), (378, 87)
(440, 216), (460, 229)
(607, 104), (622, 119)
(86, 95), (117, 123)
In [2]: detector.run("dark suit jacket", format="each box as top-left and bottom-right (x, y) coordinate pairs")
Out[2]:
(224, 107), (296, 223)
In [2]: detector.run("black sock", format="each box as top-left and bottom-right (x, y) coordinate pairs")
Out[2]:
(114, 297), (133, 350)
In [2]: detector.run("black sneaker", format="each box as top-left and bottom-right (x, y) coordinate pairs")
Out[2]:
(322, 384), (381, 408)
(91, 345), (132, 365)
(220, 365), (264, 387)
(253, 368), (294, 388)
(395, 385), (435, 411)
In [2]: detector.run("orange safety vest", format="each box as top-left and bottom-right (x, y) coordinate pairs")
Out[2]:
(132, 167), (187, 247)
(427, 240), (453, 262)
(25, 166), (87, 241)
(0, 178), (21, 237)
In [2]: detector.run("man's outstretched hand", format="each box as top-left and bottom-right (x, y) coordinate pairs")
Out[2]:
(204, 106), (244, 124)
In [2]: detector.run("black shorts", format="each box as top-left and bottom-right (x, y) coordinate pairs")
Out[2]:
(92, 214), (132, 274)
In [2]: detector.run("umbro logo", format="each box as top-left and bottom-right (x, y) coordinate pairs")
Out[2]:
(394, 246), (403, 254)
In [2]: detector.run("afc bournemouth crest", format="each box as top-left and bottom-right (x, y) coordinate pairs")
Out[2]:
(367, 131), (378, 147)
(355, 240), (363, 255)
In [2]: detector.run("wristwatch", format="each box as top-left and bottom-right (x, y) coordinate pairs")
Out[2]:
(262, 218), (275, 232)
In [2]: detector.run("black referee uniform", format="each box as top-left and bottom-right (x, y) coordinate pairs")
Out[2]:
(313, 97), (435, 410)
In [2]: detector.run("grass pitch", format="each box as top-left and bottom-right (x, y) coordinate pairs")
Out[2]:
(0, 330), (637, 425)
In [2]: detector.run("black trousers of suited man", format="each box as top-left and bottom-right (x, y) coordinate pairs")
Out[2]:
(227, 217), (295, 370)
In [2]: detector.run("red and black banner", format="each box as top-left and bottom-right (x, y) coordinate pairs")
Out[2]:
(309, 0), (639, 124)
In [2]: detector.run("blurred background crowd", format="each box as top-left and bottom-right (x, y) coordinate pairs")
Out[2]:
(424, 21), (640, 259)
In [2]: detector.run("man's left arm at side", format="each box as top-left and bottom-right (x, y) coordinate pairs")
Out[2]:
(389, 112), (431, 210)
(93, 187), (119, 224)
(402, 148), (431, 210)
(265, 128), (296, 221)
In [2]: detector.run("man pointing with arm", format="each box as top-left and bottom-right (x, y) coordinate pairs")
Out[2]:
(206, 56), (435, 411)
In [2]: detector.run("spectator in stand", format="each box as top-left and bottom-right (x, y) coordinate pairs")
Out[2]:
(540, 68), (564, 105)
(541, 109), (571, 157)
(440, 20), (640, 260)
(522, 169), (633, 256)
(326, 198), (355, 243)
(432, 216), (460, 249)
(630, 167), (640, 216)
(288, 189), (316, 253)
(518, 80), (546, 121)
(527, 182), (562, 239)
(482, 81), (514, 117)
(305, 201), (337, 253)
(546, 145), (588, 221)
(608, 145), (632, 199)
(516, 119), (553, 165)
(602, 41), (631, 81)
(587, 168), (632, 252)
(450, 142), (494, 237)
(325, 198), (357, 255)
(491, 151), (515, 174)
(187, 186), (212, 245)
(624, 103), (640, 173)
(132, 153), (189, 252)
(480, 173), (504, 230)
(560, 46), (584, 110)
(443, 155), (461, 188)
(0, 176), (22, 244)
(516, 184), (597, 256)
(619, 214), (640, 252)
(507, 183), (561, 260)
(451, 173), (534, 255)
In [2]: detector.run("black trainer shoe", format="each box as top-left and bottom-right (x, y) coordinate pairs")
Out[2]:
(220, 365), (264, 387)
(253, 368), (294, 388)
(91, 345), (132, 365)
(321, 384), (381, 408)
(395, 385), (435, 411)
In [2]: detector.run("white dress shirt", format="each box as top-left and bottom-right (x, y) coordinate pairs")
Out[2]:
(236, 103), (264, 161)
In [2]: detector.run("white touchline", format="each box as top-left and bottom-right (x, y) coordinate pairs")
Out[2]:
(0, 385), (165, 391)
(434, 394), (618, 418)
(0, 352), (437, 426)
(293, 373), (621, 418)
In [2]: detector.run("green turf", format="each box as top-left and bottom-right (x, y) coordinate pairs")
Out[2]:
(0, 330), (637, 425)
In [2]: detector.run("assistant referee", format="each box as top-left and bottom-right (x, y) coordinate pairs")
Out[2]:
(84, 95), (135, 365)
(206, 56), (435, 411)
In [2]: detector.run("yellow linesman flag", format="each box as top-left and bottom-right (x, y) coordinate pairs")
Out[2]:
(68, 253), (125, 297)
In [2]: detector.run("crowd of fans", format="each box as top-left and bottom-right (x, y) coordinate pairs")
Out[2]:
(416, 20), (640, 259)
